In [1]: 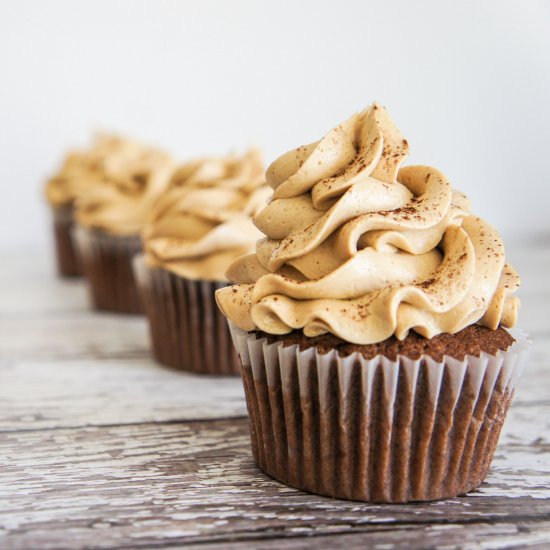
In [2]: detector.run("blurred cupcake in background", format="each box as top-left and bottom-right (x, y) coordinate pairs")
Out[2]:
(135, 149), (270, 374)
(74, 136), (174, 314)
(44, 135), (120, 277)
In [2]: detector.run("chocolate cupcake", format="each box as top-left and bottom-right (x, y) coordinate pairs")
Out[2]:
(216, 103), (531, 502)
(135, 149), (270, 374)
(73, 136), (174, 314)
(44, 136), (115, 277)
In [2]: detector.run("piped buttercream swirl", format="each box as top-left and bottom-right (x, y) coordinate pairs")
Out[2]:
(142, 149), (271, 281)
(45, 134), (136, 208)
(216, 103), (520, 344)
(73, 135), (175, 235)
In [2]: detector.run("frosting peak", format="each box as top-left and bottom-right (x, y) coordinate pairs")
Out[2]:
(142, 149), (270, 281)
(216, 103), (520, 344)
(266, 104), (409, 201)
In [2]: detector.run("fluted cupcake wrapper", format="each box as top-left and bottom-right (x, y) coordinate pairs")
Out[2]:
(74, 226), (143, 314)
(52, 205), (81, 277)
(228, 322), (531, 503)
(133, 256), (240, 375)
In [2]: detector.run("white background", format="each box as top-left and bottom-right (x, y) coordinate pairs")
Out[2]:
(1, 0), (549, 250)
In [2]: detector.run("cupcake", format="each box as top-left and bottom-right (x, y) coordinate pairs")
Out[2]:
(135, 149), (270, 374)
(73, 136), (174, 314)
(216, 103), (531, 502)
(44, 135), (117, 277)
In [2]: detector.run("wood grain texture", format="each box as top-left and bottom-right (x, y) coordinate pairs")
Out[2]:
(0, 313), (149, 361)
(0, 358), (246, 431)
(0, 244), (549, 548)
(1, 418), (550, 549)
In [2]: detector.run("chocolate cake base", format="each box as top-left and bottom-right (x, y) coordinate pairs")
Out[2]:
(230, 324), (527, 503)
(75, 227), (143, 314)
(257, 325), (515, 362)
(135, 261), (240, 375)
(52, 205), (81, 277)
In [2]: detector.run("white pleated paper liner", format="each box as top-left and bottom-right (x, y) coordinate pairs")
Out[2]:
(228, 321), (531, 503)
(133, 255), (240, 375)
(73, 226), (143, 314)
(52, 204), (81, 277)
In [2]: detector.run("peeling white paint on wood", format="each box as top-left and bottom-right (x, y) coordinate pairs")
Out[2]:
(0, 315), (150, 362)
(1, 420), (550, 548)
(0, 359), (246, 431)
(0, 245), (549, 548)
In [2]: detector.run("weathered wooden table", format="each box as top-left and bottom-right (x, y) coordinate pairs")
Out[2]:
(0, 244), (549, 549)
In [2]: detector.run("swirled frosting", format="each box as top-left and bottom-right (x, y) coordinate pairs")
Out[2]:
(74, 136), (175, 235)
(142, 149), (271, 281)
(216, 103), (520, 344)
(45, 134), (132, 208)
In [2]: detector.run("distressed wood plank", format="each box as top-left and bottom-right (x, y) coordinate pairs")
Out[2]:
(0, 358), (246, 431)
(4, 522), (550, 550)
(0, 417), (549, 549)
(0, 248), (87, 315)
(210, 523), (550, 549)
(0, 313), (149, 361)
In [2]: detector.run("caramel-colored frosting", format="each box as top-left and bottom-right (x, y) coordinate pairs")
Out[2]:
(45, 134), (130, 208)
(216, 103), (520, 344)
(142, 149), (271, 281)
(73, 135), (175, 235)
